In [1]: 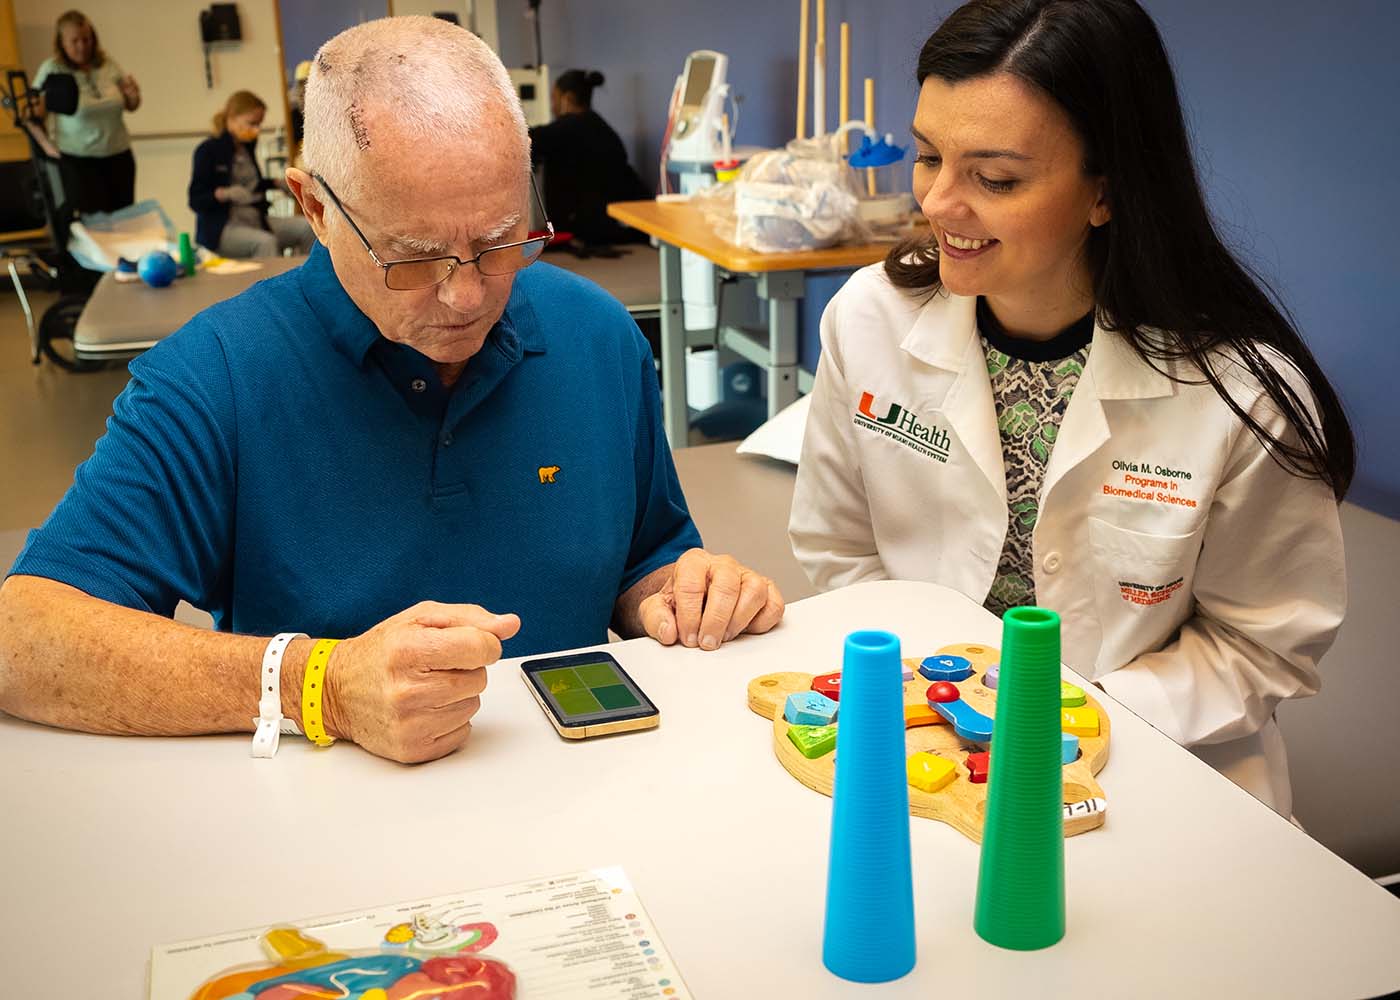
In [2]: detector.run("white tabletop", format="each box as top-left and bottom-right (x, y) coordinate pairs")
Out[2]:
(3, 580), (1398, 998)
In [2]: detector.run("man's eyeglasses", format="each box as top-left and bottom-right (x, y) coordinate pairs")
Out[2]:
(313, 172), (554, 291)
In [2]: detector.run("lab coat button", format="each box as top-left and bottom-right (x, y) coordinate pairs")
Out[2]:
(1043, 551), (1063, 574)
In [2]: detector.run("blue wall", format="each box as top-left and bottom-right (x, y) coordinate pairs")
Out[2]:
(280, 0), (388, 83)
(497, 0), (1400, 516)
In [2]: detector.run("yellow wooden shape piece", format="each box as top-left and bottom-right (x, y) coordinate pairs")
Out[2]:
(1061, 706), (1100, 736)
(904, 703), (948, 728)
(906, 751), (956, 793)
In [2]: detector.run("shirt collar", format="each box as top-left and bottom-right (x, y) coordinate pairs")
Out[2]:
(297, 241), (549, 368)
(901, 290), (1174, 399)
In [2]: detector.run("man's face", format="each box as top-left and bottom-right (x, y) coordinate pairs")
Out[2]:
(305, 114), (531, 368)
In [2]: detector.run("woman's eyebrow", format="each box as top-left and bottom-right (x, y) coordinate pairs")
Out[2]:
(910, 125), (1033, 162)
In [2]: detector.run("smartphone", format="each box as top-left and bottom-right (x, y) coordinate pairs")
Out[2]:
(520, 650), (660, 740)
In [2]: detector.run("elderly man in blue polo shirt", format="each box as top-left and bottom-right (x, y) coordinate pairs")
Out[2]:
(0, 17), (783, 763)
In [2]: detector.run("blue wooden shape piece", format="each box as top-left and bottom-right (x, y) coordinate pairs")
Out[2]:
(927, 692), (994, 742)
(918, 654), (974, 682)
(1061, 731), (1080, 764)
(784, 690), (839, 726)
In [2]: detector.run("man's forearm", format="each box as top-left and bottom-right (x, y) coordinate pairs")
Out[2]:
(611, 563), (673, 639)
(0, 575), (317, 737)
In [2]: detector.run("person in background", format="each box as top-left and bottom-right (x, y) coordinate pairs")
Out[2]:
(528, 69), (648, 250)
(188, 90), (314, 258)
(289, 59), (311, 156)
(32, 9), (140, 214)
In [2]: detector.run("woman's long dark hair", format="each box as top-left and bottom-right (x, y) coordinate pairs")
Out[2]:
(886, 0), (1354, 499)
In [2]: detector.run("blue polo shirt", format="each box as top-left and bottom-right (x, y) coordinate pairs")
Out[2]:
(10, 243), (702, 656)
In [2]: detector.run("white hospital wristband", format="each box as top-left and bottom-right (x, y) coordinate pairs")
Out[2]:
(251, 632), (308, 758)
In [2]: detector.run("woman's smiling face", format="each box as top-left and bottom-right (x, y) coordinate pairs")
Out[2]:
(911, 71), (1111, 334)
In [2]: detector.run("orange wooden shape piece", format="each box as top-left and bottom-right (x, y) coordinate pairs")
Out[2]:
(904, 703), (948, 728)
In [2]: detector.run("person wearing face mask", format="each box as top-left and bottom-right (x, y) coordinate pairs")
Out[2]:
(790, 0), (1353, 817)
(31, 9), (140, 214)
(188, 90), (315, 258)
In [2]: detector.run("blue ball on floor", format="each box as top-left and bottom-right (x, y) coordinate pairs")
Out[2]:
(137, 251), (179, 288)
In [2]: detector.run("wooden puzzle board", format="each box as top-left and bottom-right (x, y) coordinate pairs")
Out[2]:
(746, 642), (1111, 843)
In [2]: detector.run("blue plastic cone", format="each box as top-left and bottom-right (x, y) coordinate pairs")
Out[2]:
(822, 629), (917, 982)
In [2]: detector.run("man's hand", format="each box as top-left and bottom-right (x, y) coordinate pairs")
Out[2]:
(639, 549), (784, 651)
(322, 601), (520, 763)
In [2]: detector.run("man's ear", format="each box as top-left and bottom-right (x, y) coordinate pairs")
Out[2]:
(286, 167), (330, 242)
(1089, 176), (1112, 228)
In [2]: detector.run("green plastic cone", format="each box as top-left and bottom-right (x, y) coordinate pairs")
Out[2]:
(974, 605), (1066, 950)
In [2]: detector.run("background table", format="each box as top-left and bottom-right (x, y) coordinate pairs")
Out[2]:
(73, 257), (306, 361)
(608, 199), (892, 448)
(3, 580), (1398, 998)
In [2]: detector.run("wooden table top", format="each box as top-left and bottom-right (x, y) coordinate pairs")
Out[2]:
(608, 198), (896, 273)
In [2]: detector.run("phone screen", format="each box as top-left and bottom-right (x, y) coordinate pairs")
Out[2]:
(524, 655), (657, 727)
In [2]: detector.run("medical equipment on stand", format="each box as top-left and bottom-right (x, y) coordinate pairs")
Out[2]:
(659, 50), (740, 413)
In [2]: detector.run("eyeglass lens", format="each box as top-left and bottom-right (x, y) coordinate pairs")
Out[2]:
(383, 236), (550, 290)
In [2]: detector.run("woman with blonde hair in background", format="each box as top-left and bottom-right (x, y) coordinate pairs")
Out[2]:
(32, 9), (140, 214)
(188, 90), (314, 258)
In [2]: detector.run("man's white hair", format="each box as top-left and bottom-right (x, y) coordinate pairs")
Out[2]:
(302, 16), (527, 196)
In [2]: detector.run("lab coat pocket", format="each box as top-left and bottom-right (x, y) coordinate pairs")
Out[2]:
(1087, 517), (1205, 674)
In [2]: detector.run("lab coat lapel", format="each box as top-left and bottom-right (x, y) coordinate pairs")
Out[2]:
(899, 293), (1007, 505)
(1042, 322), (1177, 503)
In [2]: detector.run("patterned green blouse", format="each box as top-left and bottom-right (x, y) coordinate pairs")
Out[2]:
(977, 297), (1094, 618)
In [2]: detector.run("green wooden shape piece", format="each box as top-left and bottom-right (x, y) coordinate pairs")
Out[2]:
(787, 723), (838, 759)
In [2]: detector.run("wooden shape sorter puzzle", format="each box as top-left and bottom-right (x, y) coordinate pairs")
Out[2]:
(747, 642), (1111, 843)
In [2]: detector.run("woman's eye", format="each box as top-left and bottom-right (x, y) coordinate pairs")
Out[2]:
(978, 175), (1017, 193)
(915, 154), (941, 168)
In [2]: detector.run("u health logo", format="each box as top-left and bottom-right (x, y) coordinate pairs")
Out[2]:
(853, 392), (951, 463)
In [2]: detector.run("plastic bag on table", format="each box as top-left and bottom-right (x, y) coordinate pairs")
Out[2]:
(693, 125), (872, 253)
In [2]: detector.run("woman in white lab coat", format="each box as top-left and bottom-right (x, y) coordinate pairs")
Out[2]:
(790, 0), (1355, 816)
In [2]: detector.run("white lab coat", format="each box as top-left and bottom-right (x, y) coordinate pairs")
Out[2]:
(790, 266), (1347, 815)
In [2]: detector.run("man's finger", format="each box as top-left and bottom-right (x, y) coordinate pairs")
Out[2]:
(429, 665), (489, 703)
(723, 571), (770, 642)
(696, 560), (743, 650)
(425, 712), (477, 760)
(641, 592), (678, 646)
(745, 579), (786, 635)
(414, 625), (508, 671)
(402, 601), (520, 637)
(671, 549), (711, 647)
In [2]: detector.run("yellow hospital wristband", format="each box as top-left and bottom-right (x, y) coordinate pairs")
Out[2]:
(301, 638), (341, 747)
